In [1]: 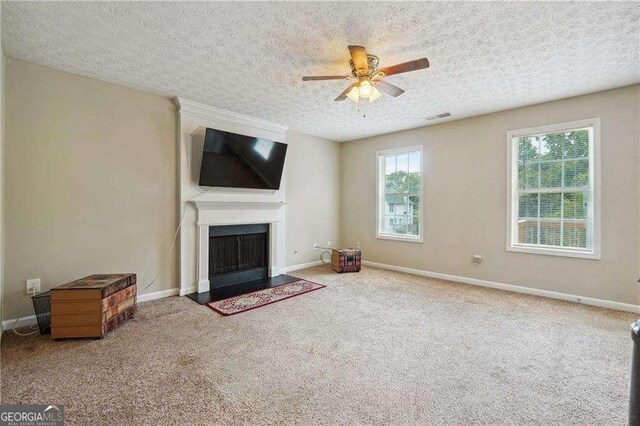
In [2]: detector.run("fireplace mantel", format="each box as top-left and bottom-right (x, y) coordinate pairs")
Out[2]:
(192, 200), (286, 210)
(177, 97), (289, 296)
(191, 199), (285, 293)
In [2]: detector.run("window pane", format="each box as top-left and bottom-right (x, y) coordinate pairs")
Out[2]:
(518, 193), (538, 219)
(385, 172), (403, 193)
(407, 173), (420, 194)
(564, 159), (589, 188)
(409, 216), (420, 236)
(392, 223), (407, 235)
(409, 195), (420, 215)
(540, 134), (563, 161)
(540, 162), (562, 188)
(517, 220), (538, 244)
(540, 220), (562, 246)
(383, 215), (395, 234)
(385, 155), (396, 175)
(408, 152), (420, 173)
(563, 221), (587, 248)
(524, 163), (539, 189)
(512, 124), (593, 253)
(564, 129), (589, 159)
(379, 150), (422, 238)
(563, 192), (587, 219)
(518, 137), (539, 162)
(540, 193), (561, 218)
(396, 154), (409, 173)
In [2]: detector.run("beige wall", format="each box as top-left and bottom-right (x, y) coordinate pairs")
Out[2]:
(0, 6), (5, 328)
(285, 130), (341, 266)
(3, 59), (341, 321)
(342, 85), (640, 305)
(4, 59), (178, 320)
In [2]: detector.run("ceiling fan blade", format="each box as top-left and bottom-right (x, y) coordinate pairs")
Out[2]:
(302, 75), (350, 81)
(348, 45), (368, 70)
(375, 80), (405, 97)
(378, 58), (430, 77)
(335, 83), (356, 101)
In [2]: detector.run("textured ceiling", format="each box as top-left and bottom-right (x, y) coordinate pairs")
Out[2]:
(2, 2), (639, 142)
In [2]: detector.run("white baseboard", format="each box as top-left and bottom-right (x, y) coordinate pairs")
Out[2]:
(284, 260), (325, 273)
(180, 286), (198, 296)
(362, 260), (640, 314)
(137, 288), (180, 303)
(2, 288), (181, 332)
(3, 314), (38, 331)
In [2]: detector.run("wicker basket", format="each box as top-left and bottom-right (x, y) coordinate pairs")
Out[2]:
(331, 249), (361, 273)
(31, 291), (52, 335)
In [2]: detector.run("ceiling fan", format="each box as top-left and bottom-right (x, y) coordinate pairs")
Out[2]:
(302, 45), (429, 103)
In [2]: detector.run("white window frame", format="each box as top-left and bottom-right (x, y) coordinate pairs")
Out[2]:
(506, 118), (601, 260)
(376, 146), (424, 243)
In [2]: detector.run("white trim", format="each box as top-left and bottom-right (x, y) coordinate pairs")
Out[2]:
(137, 288), (180, 303)
(2, 315), (38, 331)
(362, 260), (639, 313)
(176, 98), (288, 135)
(505, 117), (601, 260)
(192, 200), (286, 210)
(180, 286), (198, 296)
(376, 145), (424, 243)
(1, 288), (183, 332)
(283, 260), (324, 273)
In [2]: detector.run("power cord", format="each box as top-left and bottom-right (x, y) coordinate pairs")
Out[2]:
(12, 298), (40, 336)
(141, 185), (210, 290)
(316, 245), (333, 265)
(11, 186), (210, 337)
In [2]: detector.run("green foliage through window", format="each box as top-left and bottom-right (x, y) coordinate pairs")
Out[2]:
(515, 128), (591, 250)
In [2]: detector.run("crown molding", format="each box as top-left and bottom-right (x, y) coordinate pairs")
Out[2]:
(175, 97), (288, 136)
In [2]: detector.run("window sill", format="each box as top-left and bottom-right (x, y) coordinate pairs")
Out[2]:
(376, 234), (424, 244)
(506, 244), (600, 260)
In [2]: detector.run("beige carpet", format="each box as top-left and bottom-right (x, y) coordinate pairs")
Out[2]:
(1, 265), (636, 425)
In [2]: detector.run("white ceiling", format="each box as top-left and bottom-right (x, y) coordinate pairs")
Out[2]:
(2, 2), (639, 142)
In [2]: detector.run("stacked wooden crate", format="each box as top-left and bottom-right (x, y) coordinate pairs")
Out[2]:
(51, 274), (137, 339)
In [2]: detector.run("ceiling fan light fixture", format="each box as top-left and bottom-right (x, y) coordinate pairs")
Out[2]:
(346, 85), (360, 103)
(369, 86), (382, 102)
(357, 78), (374, 99)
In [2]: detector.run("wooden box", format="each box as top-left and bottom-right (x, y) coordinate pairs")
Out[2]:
(331, 249), (361, 273)
(51, 274), (136, 339)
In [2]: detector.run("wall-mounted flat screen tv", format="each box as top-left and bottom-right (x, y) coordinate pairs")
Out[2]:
(194, 128), (287, 190)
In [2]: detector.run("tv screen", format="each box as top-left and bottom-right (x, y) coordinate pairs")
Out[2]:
(196, 128), (287, 190)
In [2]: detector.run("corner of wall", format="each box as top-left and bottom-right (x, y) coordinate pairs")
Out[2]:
(1, 4), (6, 338)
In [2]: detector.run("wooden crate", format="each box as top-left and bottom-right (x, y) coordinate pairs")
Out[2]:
(331, 249), (361, 273)
(51, 274), (136, 339)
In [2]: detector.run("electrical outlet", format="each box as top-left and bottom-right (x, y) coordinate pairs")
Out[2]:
(26, 278), (41, 295)
(327, 241), (332, 248)
(313, 244), (318, 250)
(356, 241), (361, 249)
(472, 255), (482, 266)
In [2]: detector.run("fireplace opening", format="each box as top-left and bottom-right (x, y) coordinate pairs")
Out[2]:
(209, 224), (269, 289)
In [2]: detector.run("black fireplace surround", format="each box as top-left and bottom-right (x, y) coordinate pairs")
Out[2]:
(209, 224), (269, 289)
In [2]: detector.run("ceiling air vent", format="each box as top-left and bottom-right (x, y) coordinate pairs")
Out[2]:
(424, 112), (452, 121)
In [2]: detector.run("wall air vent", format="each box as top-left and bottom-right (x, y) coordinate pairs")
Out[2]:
(424, 112), (452, 121)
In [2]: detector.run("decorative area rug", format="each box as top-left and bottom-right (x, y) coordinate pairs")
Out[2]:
(206, 280), (325, 316)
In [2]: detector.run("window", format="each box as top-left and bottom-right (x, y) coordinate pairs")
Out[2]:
(377, 146), (423, 242)
(506, 118), (600, 259)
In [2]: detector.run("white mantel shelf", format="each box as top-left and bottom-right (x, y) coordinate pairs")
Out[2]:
(191, 200), (286, 210)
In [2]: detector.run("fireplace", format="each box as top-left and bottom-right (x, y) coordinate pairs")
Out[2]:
(209, 224), (269, 289)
